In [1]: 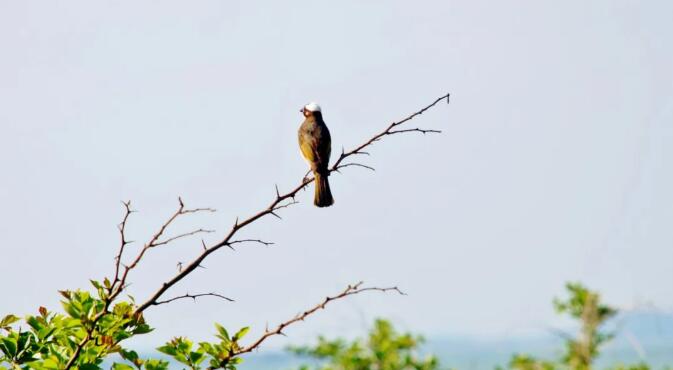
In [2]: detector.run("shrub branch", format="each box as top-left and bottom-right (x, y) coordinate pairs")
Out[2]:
(132, 93), (449, 314)
(233, 282), (406, 356)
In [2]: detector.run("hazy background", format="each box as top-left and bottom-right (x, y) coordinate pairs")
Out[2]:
(1, 0), (672, 364)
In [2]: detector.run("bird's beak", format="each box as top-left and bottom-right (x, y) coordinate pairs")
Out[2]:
(299, 107), (305, 113)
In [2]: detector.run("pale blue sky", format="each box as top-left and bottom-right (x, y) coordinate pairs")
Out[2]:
(1, 0), (672, 351)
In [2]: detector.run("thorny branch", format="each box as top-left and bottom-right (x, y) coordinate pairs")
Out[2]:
(64, 92), (448, 369)
(153, 228), (215, 247)
(113, 201), (133, 287)
(332, 93), (449, 172)
(133, 92), (449, 314)
(226, 239), (275, 250)
(153, 292), (234, 306)
(233, 282), (406, 356)
(65, 201), (214, 369)
(114, 197), (215, 300)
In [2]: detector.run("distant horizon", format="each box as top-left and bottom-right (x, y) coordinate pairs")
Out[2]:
(118, 310), (673, 370)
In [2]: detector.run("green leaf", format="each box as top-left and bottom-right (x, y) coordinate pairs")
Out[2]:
(156, 345), (177, 357)
(230, 357), (243, 364)
(41, 357), (61, 370)
(132, 324), (153, 335)
(143, 359), (169, 370)
(189, 351), (205, 365)
(232, 327), (250, 341)
(112, 363), (135, 370)
(0, 314), (20, 327)
(113, 330), (132, 342)
(198, 342), (216, 357)
(79, 364), (101, 370)
(215, 323), (230, 341)
(26, 316), (42, 331)
(38, 326), (57, 341)
(0, 336), (17, 358)
(16, 331), (32, 354)
(173, 353), (190, 366)
(61, 301), (80, 319)
(120, 349), (139, 363)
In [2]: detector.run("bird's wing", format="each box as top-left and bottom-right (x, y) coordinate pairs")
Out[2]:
(300, 134), (330, 171)
(317, 124), (331, 165)
(299, 137), (317, 163)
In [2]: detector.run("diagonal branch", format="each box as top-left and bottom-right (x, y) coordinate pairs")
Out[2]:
(331, 93), (449, 170)
(133, 93), (449, 314)
(233, 282), (405, 356)
(63, 93), (447, 370)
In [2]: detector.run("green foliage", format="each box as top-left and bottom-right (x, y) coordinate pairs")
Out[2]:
(155, 324), (250, 370)
(289, 318), (441, 370)
(553, 283), (616, 370)
(0, 281), (253, 370)
(3, 278), (667, 370)
(505, 282), (628, 370)
(508, 354), (558, 370)
(605, 364), (651, 370)
(0, 281), (155, 370)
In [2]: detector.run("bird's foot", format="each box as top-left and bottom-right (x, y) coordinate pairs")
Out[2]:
(302, 169), (312, 184)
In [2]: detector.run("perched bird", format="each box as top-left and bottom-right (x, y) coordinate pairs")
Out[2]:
(298, 102), (334, 207)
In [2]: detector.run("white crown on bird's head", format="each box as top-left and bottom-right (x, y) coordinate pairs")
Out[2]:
(304, 102), (321, 112)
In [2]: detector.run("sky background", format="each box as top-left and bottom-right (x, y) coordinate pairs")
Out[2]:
(1, 0), (672, 354)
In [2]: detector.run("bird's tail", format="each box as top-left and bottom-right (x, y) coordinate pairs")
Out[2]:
(314, 172), (334, 208)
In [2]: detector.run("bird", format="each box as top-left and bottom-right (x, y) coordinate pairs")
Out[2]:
(298, 102), (334, 207)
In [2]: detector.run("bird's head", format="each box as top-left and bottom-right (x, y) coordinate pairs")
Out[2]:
(300, 102), (321, 118)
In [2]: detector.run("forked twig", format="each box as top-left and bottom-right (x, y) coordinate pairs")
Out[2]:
(153, 292), (234, 306)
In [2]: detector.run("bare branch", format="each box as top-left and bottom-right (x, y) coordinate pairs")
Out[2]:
(133, 93), (449, 314)
(388, 128), (442, 135)
(181, 207), (217, 215)
(273, 199), (300, 211)
(68, 201), (214, 369)
(227, 239), (275, 247)
(146, 201), (214, 248)
(331, 93), (449, 171)
(233, 282), (405, 356)
(335, 163), (376, 172)
(113, 201), (133, 286)
(153, 292), (234, 306)
(115, 199), (215, 296)
(153, 228), (215, 247)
